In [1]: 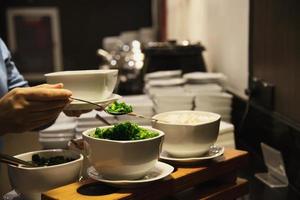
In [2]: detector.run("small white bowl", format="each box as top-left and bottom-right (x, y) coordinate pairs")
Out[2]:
(39, 138), (73, 149)
(45, 69), (118, 101)
(152, 110), (221, 157)
(82, 126), (164, 180)
(39, 132), (75, 138)
(7, 149), (83, 200)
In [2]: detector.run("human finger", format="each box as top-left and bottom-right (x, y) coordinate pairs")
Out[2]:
(34, 83), (64, 89)
(27, 109), (63, 123)
(26, 113), (61, 131)
(27, 99), (71, 112)
(22, 87), (72, 101)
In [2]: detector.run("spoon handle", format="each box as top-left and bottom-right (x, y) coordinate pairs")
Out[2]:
(127, 112), (153, 121)
(96, 114), (112, 126)
(0, 153), (35, 167)
(70, 97), (104, 110)
(0, 158), (19, 166)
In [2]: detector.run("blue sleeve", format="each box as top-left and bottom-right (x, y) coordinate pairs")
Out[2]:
(0, 39), (28, 89)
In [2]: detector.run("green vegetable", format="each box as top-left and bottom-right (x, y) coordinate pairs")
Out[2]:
(31, 154), (75, 166)
(106, 101), (133, 114)
(91, 122), (159, 141)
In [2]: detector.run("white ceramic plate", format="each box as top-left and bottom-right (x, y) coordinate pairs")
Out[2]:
(144, 70), (182, 81)
(160, 145), (224, 164)
(87, 161), (174, 188)
(148, 78), (186, 87)
(183, 72), (227, 83)
(64, 94), (121, 110)
(184, 83), (223, 93)
(39, 132), (75, 138)
(219, 121), (234, 135)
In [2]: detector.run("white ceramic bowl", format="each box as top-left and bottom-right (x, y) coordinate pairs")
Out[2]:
(7, 149), (83, 200)
(45, 69), (118, 101)
(39, 132), (75, 138)
(82, 126), (164, 180)
(152, 110), (221, 158)
(39, 138), (73, 149)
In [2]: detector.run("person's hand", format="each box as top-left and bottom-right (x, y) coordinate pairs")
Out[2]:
(0, 83), (72, 135)
(63, 110), (92, 117)
(63, 102), (105, 117)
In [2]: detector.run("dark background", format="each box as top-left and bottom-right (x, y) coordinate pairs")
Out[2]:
(0, 0), (152, 71)
(233, 0), (300, 198)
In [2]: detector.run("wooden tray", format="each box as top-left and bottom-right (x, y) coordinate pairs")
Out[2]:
(42, 149), (248, 200)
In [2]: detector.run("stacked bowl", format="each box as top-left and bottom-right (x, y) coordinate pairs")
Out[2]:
(75, 110), (118, 136)
(144, 70), (185, 97)
(194, 92), (233, 122)
(39, 113), (77, 149)
(153, 93), (194, 114)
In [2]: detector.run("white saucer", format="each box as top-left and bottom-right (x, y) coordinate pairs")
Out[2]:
(148, 78), (186, 87)
(144, 70), (182, 81)
(64, 94), (121, 110)
(183, 72), (227, 83)
(160, 146), (224, 164)
(87, 161), (174, 188)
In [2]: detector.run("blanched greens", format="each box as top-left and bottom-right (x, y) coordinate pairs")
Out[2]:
(106, 101), (133, 114)
(90, 122), (159, 140)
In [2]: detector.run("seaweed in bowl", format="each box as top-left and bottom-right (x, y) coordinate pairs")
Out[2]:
(90, 121), (159, 140)
(7, 149), (83, 200)
(31, 154), (76, 167)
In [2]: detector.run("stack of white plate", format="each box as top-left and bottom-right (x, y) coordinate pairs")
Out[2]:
(75, 110), (117, 135)
(144, 70), (182, 82)
(153, 93), (194, 114)
(144, 70), (186, 97)
(145, 78), (186, 96)
(147, 86), (185, 97)
(116, 95), (154, 125)
(183, 72), (227, 86)
(194, 92), (233, 122)
(184, 83), (223, 94)
(39, 113), (77, 149)
(215, 121), (235, 149)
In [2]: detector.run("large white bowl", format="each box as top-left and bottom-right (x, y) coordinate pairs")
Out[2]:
(7, 149), (83, 200)
(82, 126), (164, 180)
(45, 69), (118, 101)
(152, 110), (221, 158)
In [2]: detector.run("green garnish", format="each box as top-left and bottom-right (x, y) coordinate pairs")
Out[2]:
(106, 101), (133, 114)
(91, 122), (159, 141)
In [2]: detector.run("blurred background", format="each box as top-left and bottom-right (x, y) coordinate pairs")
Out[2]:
(1, 0), (300, 199)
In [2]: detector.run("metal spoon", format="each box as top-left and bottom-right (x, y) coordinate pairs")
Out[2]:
(70, 97), (153, 121)
(107, 110), (154, 121)
(95, 114), (112, 125)
(70, 97), (105, 110)
(70, 97), (168, 123)
(0, 153), (36, 167)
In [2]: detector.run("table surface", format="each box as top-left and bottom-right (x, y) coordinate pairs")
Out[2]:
(42, 149), (249, 200)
